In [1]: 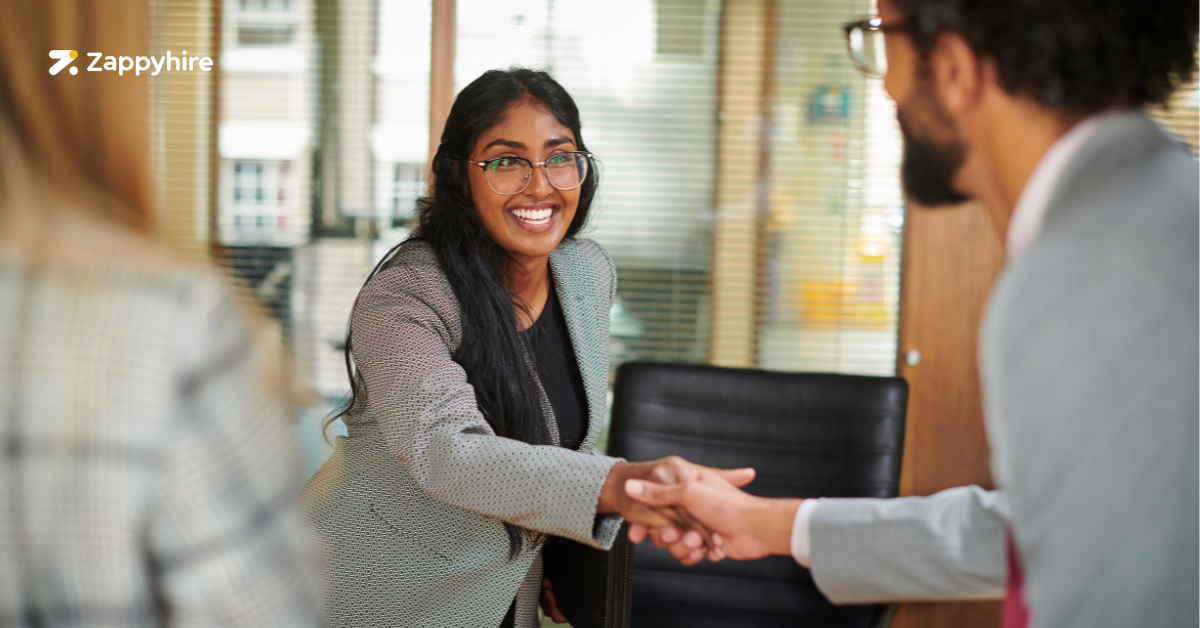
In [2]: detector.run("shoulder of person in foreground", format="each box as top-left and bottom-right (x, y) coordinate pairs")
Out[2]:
(352, 238), (464, 346)
(4, 209), (324, 627)
(979, 114), (1198, 628)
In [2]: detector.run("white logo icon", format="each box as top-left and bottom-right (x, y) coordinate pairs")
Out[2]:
(49, 50), (78, 75)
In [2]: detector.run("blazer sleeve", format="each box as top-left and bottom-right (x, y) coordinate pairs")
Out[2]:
(808, 485), (1009, 604)
(349, 255), (621, 549)
(149, 274), (322, 628)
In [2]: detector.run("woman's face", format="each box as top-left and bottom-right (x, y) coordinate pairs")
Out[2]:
(467, 99), (581, 267)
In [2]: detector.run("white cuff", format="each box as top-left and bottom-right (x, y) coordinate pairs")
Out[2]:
(790, 498), (819, 568)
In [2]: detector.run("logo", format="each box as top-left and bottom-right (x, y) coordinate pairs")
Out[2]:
(48, 50), (213, 77)
(49, 50), (78, 75)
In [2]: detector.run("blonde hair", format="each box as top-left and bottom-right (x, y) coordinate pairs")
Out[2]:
(0, 0), (152, 233)
(0, 0), (307, 410)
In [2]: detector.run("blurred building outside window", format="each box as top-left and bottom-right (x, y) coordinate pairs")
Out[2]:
(385, 162), (426, 222)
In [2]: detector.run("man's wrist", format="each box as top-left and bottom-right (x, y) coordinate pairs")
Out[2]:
(747, 497), (804, 556)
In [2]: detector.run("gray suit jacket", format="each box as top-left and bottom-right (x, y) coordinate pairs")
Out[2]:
(809, 112), (1199, 628)
(303, 238), (623, 628)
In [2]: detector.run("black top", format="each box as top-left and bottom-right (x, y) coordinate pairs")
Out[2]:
(523, 284), (589, 451)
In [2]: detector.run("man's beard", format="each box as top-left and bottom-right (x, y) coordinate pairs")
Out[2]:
(897, 106), (970, 207)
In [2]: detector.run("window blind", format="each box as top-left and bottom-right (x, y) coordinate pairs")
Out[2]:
(149, 0), (218, 261)
(455, 0), (723, 369)
(150, 0), (436, 471)
(759, 0), (902, 376)
(709, 0), (901, 376)
(1150, 55), (1199, 154)
(211, 0), (316, 356)
(146, 1), (1198, 477)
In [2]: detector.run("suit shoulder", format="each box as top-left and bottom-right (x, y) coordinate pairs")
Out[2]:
(371, 239), (448, 290)
(559, 236), (610, 260)
(358, 239), (459, 319)
(556, 238), (616, 279)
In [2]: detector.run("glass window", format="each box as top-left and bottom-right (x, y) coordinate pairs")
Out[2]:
(149, 1), (1195, 479)
(758, 0), (903, 376)
(387, 162), (425, 222)
(456, 0), (723, 368)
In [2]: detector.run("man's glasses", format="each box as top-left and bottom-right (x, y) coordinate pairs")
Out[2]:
(843, 16), (902, 78)
(469, 151), (593, 195)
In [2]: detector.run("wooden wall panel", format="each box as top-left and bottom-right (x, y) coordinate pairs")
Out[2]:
(891, 200), (1006, 628)
(708, 0), (769, 367)
(428, 0), (455, 171)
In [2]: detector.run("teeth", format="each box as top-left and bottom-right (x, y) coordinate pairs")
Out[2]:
(512, 208), (553, 222)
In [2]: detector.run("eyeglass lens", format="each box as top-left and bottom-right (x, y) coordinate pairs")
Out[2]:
(485, 153), (588, 195)
(847, 25), (888, 77)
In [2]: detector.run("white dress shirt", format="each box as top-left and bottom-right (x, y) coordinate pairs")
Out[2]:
(789, 112), (1111, 568)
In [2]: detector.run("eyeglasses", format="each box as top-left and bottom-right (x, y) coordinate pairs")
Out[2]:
(843, 16), (905, 78)
(468, 151), (593, 195)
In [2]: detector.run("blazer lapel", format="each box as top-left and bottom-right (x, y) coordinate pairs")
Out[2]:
(548, 246), (609, 453)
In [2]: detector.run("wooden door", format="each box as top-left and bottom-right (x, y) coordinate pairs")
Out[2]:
(891, 200), (1006, 628)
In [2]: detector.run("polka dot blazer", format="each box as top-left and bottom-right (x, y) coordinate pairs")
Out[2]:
(303, 237), (624, 628)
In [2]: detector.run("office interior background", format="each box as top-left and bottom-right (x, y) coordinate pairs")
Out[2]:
(142, 7), (1200, 624)
(146, 0), (1197, 623)
(152, 0), (1199, 473)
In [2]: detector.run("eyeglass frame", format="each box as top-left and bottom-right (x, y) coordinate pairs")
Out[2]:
(842, 16), (911, 78)
(466, 151), (594, 196)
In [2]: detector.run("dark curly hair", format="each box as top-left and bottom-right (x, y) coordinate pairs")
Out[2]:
(891, 0), (1199, 111)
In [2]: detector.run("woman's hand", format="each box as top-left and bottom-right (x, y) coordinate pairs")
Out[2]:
(598, 456), (755, 543)
(540, 577), (568, 624)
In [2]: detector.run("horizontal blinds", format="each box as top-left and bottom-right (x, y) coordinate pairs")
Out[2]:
(293, 0), (432, 403)
(759, 0), (901, 376)
(152, 0), (435, 468)
(709, 0), (900, 375)
(150, 2), (1188, 456)
(708, 0), (767, 367)
(213, 0), (318, 386)
(1150, 56), (1199, 154)
(149, 0), (217, 260)
(455, 0), (722, 367)
(202, 0), (434, 408)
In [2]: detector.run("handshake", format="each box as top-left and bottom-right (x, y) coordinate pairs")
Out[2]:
(544, 456), (803, 622)
(600, 456), (803, 566)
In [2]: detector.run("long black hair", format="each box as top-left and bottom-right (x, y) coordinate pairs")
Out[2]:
(328, 68), (598, 558)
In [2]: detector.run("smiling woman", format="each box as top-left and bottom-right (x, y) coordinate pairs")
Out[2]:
(302, 68), (744, 628)
(465, 98), (589, 315)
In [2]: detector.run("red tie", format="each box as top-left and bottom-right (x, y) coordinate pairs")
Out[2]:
(1002, 531), (1031, 628)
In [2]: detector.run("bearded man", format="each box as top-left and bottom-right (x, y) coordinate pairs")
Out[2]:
(625, 1), (1199, 627)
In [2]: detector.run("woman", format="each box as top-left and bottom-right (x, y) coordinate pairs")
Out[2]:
(304, 68), (741, 627)
(0, 0), (320, 625)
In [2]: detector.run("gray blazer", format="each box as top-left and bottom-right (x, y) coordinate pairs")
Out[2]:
(303, 238), (624, 628)
(808, 112), (1199, 628)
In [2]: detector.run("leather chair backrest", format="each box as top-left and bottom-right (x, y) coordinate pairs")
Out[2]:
(607, 362), (908, 628)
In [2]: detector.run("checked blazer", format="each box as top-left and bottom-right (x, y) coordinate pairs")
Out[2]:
(0, 209), (321, 628)
(303, 237), (624, 628)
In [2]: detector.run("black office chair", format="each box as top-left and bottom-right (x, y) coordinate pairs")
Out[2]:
(607, 362), (908, 628)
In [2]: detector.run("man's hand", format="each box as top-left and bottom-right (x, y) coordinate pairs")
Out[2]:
(624, 465), (802, 565)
